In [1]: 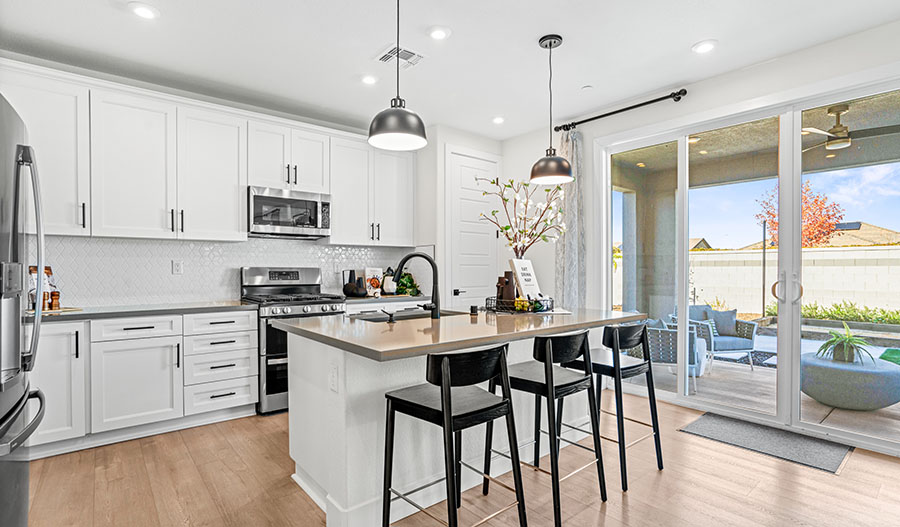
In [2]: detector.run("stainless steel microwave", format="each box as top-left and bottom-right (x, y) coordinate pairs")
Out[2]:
(248, 186), (331, 239)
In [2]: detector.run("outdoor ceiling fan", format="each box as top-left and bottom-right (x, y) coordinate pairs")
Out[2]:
(802, 103), (900, 154)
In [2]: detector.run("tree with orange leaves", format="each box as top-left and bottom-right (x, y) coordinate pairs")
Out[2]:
(755, 181), (844, 247)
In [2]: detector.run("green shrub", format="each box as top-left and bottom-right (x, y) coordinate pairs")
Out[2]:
(765, 301), (900, 325)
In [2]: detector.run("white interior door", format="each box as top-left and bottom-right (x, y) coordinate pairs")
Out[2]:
(447, 149), (502, 310)
(176, 107), (247, 241)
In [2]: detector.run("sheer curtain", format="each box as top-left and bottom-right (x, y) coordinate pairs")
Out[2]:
(555, 130), (586, 309)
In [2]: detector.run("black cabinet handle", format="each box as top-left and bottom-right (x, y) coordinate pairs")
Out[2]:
(74, 330), (79, 359)
(209, 363), (236, 370)
(210, 339), (236, 346)
(170, 209), (175, 232)
(210, 391), (236, 399)
(175, 342), (181, 368)
(293, 165), (298, 185)
(370, 223), (375, 240)
(286, 164), (291, 183)
(180, 210), (184, 233)
(209, 320), (236, 326)
(376, 223), (381, 240)
(81, 203), (86, 228)
(124, 325), (155, 331)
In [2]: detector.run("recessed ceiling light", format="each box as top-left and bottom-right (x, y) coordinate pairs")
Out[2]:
(129, 2), (160, 19)
(636, 162), (646, 168)
(581, 84), (594, 91)
(688, 136), (700, 144)
(825, 153), (836, 158)
(699, 150), (708, 155)
(361, 75), (378, 85)
(492, 116), (505, 125)
(428, 26), (452, 40)
(691, 39), (718, 54)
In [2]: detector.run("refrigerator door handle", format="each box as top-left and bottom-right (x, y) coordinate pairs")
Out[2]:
(16, 145), (44, 372)
(0, 389), (45, 456)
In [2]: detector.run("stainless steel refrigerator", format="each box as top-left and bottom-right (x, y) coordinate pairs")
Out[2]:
(0, 93), (47, 527)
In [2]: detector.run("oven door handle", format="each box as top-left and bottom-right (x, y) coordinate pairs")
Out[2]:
(266, 357), (289, 366)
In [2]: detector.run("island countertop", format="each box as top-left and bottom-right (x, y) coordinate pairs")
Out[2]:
(271, 309), (646, 361)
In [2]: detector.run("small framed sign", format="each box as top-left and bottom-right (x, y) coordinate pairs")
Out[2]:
(509, 259), (542, 300)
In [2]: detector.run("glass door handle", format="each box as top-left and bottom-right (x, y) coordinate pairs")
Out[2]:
(771, 271), (786, 303)
(790, 273), (804, 304)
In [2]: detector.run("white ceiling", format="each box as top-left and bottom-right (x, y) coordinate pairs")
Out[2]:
(2, 0), (900, 140)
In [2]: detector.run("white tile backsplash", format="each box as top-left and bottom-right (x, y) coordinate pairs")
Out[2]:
(34, 235), (410, 307)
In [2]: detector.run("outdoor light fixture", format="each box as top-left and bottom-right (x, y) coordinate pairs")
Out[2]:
(530, 34), (573, 185)
(368, 0), (427, 151)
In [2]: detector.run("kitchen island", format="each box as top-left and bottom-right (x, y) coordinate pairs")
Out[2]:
(272, 309), (645, 526)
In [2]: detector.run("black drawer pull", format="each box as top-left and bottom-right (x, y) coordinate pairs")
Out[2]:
(209, 320), (236, 325)
(209, 363), (236, 370)
(210, 392), (236, 399)
(123, 326), (155, 331)
(210, 340), (236, 346)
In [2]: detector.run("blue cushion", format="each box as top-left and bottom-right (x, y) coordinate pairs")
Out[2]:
(646, 318), (667, 330)
(709, 309), (738, 336)
(713, 336), (753, 351)
(688, 305), (712, 321)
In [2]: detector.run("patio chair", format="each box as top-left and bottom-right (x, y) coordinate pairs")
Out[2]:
(623, 321), (708, 393)
(669, 305), (758, 371)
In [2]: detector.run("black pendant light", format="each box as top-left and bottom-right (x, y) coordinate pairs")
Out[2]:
(530, 34), (573, 184)
(368, 0), (427, 151)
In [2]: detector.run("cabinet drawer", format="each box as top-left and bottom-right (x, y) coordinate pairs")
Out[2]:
(90, 315), (182, 342)
(184, 348), (258, 386)
(184, 376), (258, 416)
(183, 310), (257, 335)
(183, 331), (257, 356)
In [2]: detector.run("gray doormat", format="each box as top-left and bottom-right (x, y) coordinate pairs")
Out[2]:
(679, 413), (852, 473)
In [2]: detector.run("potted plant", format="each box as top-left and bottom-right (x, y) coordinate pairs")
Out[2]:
(476, 178), (567, 259)
(816, 322), (874, 363)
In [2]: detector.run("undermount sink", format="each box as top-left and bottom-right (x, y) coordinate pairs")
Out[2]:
(351, 309), (468, 323)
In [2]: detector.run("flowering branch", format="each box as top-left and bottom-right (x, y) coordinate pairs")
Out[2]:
(477, 178), (567, 259)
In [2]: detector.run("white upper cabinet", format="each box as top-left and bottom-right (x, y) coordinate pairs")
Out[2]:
(249, 120), (330, 193)
(25, 322), (88, 446)
(248, 120), (291, 190)
(372, 150), (415, 247)
(90, 89), (178, 239)
(329, 137), (374, 245)
(177, 107), (248, 241)
(0, 69), (90, 235)
(291, 129), (330, 193)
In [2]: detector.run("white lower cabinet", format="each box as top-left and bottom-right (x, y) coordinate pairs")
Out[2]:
(25, 322), (88, 446)
(184, 376), (258, 416)
(183, 348), (258, 386)
(90, 335), (184, 433)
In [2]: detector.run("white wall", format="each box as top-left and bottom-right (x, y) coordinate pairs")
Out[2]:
(502, 19), (900, 310)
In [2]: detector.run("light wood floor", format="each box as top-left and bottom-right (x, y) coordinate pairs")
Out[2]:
(29, 392), (900, 527)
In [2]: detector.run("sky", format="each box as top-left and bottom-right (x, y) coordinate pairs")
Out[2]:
(612, 161), (900, 249)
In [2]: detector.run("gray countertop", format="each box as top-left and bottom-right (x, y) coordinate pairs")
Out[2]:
(27, 300), (256, 322)
(272, 309), (646, 361)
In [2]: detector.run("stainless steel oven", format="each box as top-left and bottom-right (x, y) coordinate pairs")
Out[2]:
(248, 186), (331, 239)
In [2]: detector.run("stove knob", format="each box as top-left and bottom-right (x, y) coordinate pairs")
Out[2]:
(271, 307), (282, 315)
(283, 307), (292, 314)
(303, 306), (311, 313)
(321, 305), (329, 312)
(330, 304), (339, 311)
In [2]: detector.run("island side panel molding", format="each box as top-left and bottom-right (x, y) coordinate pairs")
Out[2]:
(288, 335), (594, 526)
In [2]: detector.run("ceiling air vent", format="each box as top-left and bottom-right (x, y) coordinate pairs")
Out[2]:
(376, 45), (424, 70)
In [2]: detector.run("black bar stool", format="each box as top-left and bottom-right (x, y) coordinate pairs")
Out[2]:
(483, 331), (606, 527)
(565, 324), (663, 491)
(382, 344), (527, 527)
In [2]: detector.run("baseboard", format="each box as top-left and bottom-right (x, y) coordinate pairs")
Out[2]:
(22, 405), (256, 460)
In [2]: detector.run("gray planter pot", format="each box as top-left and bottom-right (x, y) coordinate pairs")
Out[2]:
(801, 353), (900, 411)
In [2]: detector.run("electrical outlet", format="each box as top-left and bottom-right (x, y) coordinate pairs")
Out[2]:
(171, 260), (184, 275)
(328, 364), (339, 393)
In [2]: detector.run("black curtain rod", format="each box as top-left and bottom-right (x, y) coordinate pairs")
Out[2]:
(554, 88), (688, 132)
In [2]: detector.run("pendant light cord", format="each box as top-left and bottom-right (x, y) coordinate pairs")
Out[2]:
(396, 0), (400, 100)
(548, 43), (553, 149)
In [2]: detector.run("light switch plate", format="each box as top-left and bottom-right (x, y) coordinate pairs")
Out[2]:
(171, 260), (184, 275)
